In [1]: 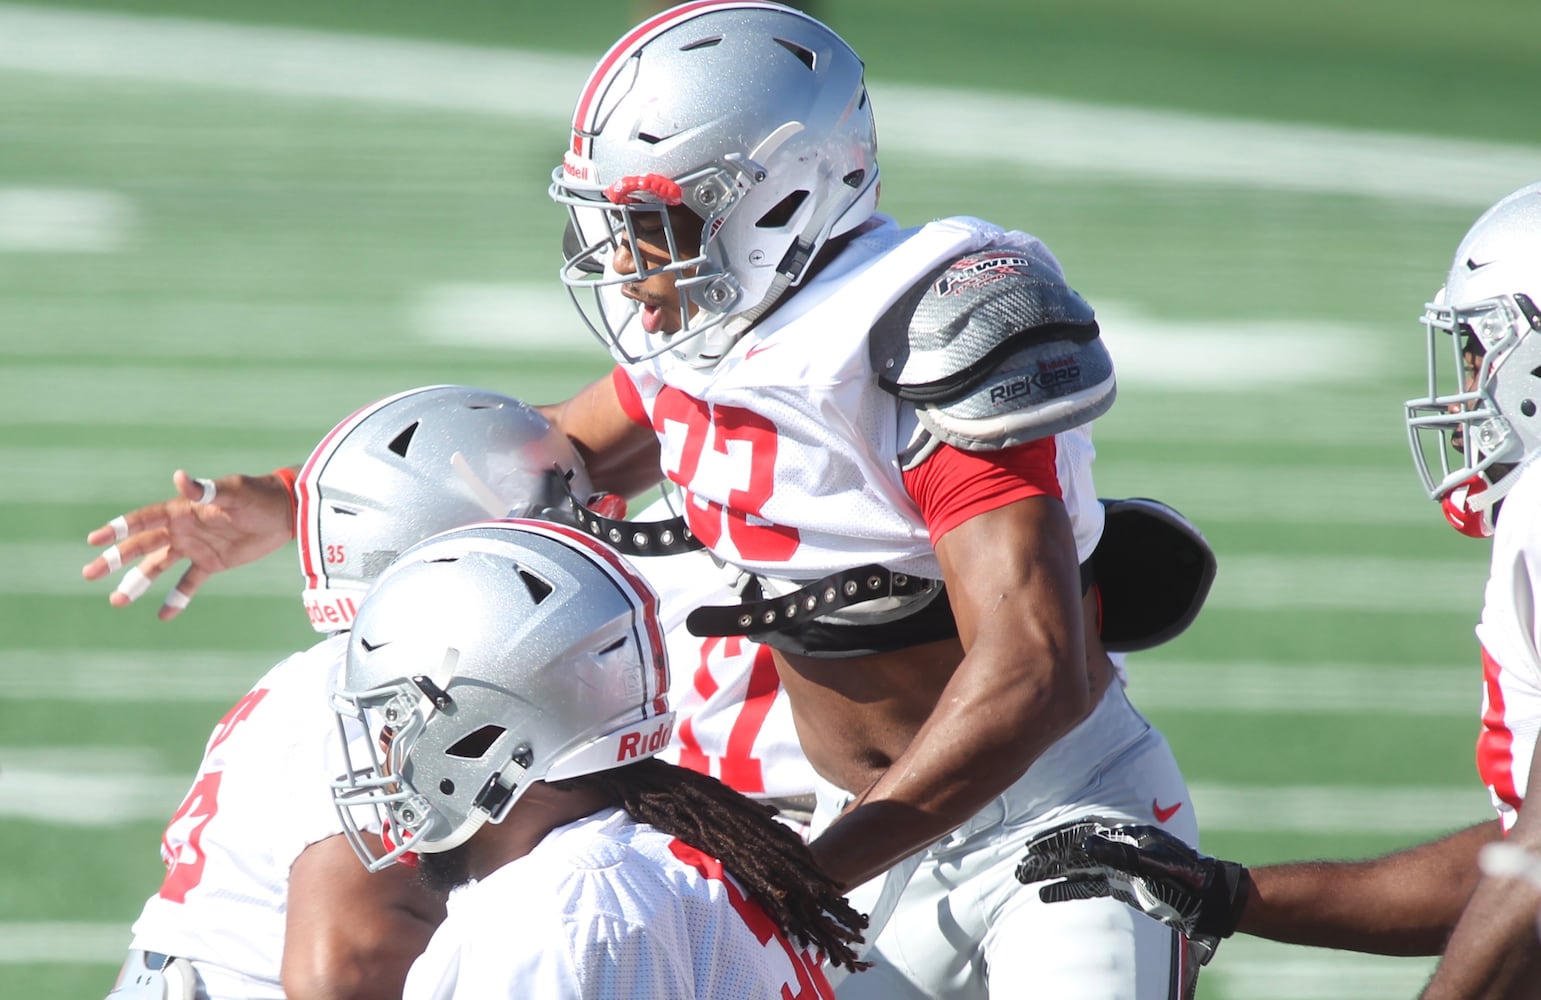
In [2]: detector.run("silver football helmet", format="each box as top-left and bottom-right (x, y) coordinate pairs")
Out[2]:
(1406, 181), (1541, 519)
(550, 1), (880, 368)
(330, 519), (674, 871)
(297, 386), (592, 632)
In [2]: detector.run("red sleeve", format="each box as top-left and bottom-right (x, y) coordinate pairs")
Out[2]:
(610, 365), (649, 426)
(902, 438), (1061, 543)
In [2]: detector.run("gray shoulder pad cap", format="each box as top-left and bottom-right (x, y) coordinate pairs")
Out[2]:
(869, 243), (1116, 450)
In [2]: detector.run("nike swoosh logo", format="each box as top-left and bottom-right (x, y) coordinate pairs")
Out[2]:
(1152, 798), (1183, 823)
(745, 342), (776, 359)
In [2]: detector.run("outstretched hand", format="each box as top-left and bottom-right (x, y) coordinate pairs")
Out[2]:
(81, 468), (297, 620)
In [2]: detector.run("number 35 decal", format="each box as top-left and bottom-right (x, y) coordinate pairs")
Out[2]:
(650, 387), (800, 563)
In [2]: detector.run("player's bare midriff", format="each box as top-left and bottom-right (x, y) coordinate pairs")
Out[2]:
(773, 589), (1116, 797)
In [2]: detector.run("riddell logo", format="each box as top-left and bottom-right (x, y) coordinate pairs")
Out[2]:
(563, 151), (594, 182)
(306, 595), (358, 627)
(615, 719), (674, 762)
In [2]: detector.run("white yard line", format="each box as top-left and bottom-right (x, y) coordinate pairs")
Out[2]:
(0, 919), (1445, 997)
(0, 187), (134, 253)
(0, 742), (1487, 835)
(6, 539), (1488, 610)
(1125, 661), (1478, 716)
(0, 3), (1538, 206)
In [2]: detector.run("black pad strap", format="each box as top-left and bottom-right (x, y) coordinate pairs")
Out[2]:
(567, 499), (705, 556)
(687, 564), (941, 638)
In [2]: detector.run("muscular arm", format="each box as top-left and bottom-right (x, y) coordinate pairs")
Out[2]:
(1237, 820), (1500, 955)
(808, 496), (1091, 890)
(1420, 747), (1541, 998)
(538, 373), (663, 499)
(282, 833), (447, 1000)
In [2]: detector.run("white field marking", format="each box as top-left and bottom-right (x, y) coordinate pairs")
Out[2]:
(0, 746), (188, 827)
(1094, 463), (1434, 525)
(1125, 661), (1478, 716)
(18, 540), (300, 598)
(1205, 937), (1437, 1000)
(8, 542), (1487, 611)
(0, 365), (499, 432)
(411, 282), (592, 351)
(1094, 305), (1384, 390)
(0, 446), (299, 502)
(1209, 553), (1486, 613)
(1188, 781), (1493, 836)
(0, 187), (134, 252)
(409, 287), (1384, 391)
(2, 741), (1485, 837)
(0, 922), (128, 965)
(24, 538), (1488, 611)
(0, 649), (272, 701)
(0, 441), (1440, 524)
(0, 4), (1538, 207)
(0, 927), (1445, 990)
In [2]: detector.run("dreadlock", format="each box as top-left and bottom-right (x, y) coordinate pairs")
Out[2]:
(559, 757), (869, 971)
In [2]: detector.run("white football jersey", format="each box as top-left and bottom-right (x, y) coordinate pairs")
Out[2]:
(403, 807), (833, 1000)
(617, 214), (1104, 583)
(631, 498), (817, 818)
(126, 634), (366, 999)
(1475, 458), (1541, 830)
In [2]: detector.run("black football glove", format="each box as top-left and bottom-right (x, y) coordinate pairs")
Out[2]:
(1014, 818), (1252, 965)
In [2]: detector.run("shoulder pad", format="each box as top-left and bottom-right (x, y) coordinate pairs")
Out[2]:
(869, 242), (1115, 450)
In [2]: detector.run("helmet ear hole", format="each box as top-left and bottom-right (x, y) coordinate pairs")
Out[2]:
(447, 725), (507, 760)
(757, 191), (809, 229)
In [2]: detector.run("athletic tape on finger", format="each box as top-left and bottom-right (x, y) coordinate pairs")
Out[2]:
(110, 516), (129, 543)
(194, 477), (217, 505)
(115, 567), (153, 602)
(103, 545), (123, 574)
(163, 589), (193, 612)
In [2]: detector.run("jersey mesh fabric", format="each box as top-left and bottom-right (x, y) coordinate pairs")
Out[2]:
(127, 634), (368, 998)
(403, 808), (831, 999)
(614, 214), (1104, 582)
(633, 496), (819, 808)
(1474, 458), (1541, 829)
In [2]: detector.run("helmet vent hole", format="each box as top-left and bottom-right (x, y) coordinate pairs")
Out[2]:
(387, 422), (420, 457)
(842, 169), (866, 189)
(329, 505), (358, 517)
(680, 35), (724, 53)
(447, 725), (506, 759)
(773, 38), (816, 71)
(517, 568), (554, 604)
(597, 636), (627, 655)
(757, 191), (809, 229)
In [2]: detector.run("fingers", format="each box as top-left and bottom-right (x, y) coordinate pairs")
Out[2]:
(159, 565), (210, 621)
(1038, 875), (1113, 905)
(1081, 834), (1145, 873)
(106, 545), (175, 607)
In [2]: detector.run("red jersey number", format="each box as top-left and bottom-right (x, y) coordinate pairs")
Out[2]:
(156, 688), (269, 903)
(650, 386), (800, 563)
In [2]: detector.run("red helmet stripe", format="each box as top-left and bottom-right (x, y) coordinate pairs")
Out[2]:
(493, 517), (672, 716)
(295, 386), (451, 590)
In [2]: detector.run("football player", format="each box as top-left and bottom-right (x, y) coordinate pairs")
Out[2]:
(329, 518), (865, 997)
(87, 4), (1218, 997)
(1017, 181), (1541, 1000)
(104, 386), (584, 1000)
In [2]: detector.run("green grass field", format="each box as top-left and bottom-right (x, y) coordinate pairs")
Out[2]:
(3, 1), (1539, 997)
